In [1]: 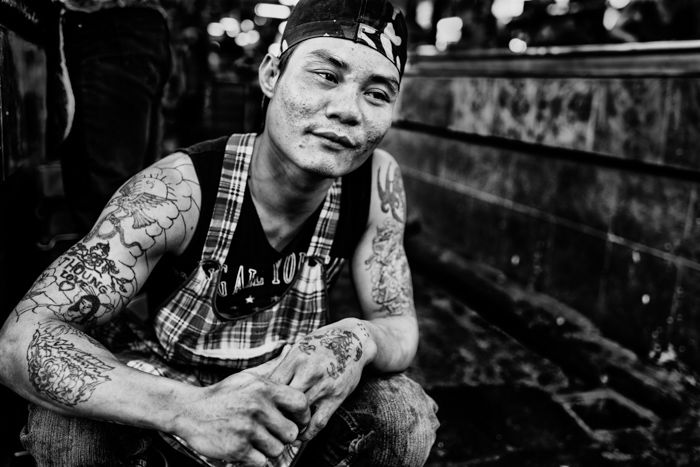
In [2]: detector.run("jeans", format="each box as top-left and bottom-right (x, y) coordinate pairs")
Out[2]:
(21, 374), (439, 467)
(57, 7), (171, 233)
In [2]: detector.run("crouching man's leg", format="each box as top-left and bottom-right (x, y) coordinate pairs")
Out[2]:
(299, 373), (439, 467)
(20, 403), (152, 466)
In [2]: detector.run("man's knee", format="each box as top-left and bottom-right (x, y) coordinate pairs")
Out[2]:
(347, 373), (439, 467)
(21, 404), (150, 467)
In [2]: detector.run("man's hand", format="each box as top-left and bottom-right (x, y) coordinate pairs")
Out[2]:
(251, 318), (377, 442)
(172, 371), (310, 465)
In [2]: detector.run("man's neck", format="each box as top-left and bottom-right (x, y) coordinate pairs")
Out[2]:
(248, 133), (333, 251)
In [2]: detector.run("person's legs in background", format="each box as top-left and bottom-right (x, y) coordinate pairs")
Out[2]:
(58, 7), (171, 233)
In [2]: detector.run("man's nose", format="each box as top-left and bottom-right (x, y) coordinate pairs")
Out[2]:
(325, 85), (362, 125)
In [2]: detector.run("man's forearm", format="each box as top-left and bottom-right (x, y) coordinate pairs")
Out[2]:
(363, 316), (418, 373)
(0, 317), (190, 433)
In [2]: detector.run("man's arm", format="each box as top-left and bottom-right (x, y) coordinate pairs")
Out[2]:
(349, 148), (418, 372)
(0, 153), (308, 464)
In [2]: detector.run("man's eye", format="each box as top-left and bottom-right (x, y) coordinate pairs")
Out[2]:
(315, 71), (338, 83)
(367, 90), (390, 103)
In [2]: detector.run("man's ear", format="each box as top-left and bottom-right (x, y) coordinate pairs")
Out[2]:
(259, 54), (280, 98)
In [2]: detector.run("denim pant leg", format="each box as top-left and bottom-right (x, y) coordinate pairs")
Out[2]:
(299, 373), (439, 467)
(20, 403), (152, 467)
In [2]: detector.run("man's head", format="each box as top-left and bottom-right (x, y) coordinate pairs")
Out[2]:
(258, 0), (408, 179)
(280, 0), (407, 78)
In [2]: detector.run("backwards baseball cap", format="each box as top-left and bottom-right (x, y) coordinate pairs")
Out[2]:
(280, 0), (408, 77)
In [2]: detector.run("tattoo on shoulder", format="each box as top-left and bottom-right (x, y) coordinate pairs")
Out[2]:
(27, 322), (114, 407)
(377, 164), (405, 223)
(297, 329), (363, 379)
(85, 164), (199, 257)
(364, 219), (414, 317)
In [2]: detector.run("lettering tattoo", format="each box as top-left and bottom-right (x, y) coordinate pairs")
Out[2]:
(27, 322), (114, 407)
(14, 242), (130, 325)
(377, 164), (405, 223)
(298, 329), (363, 379)
(364, 220), (414, 316)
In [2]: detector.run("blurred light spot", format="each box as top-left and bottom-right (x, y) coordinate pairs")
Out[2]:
(641, 294), (650, 305)
(609, 0), (631, 9)
(435, 16), (462, 50)
(510, 254), (520, 266)
(415, 44), (439, 55)
(268, 42), (282, 57)
(207, 22), (225, 37)
(547, 0), (569, 15)
(600, 374), (608, 384)
(508, 37), (527, 53)
(556, 316), (565, 326)
(254, 16), (269, 26)
(235, 30), (261, 47)
(220, 17), (240, 35)
(603, 7), (621, 30)
(416, 0), (434, 30)
(492, 0), (525, 22)
(241, 19), (255, 32)
(631, 250), (641, 263)
(254, 3), (291, 19)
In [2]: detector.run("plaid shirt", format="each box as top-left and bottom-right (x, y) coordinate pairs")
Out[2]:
(100, 134), (346, 466)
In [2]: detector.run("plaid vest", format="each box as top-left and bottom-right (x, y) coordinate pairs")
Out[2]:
(104, 133), (346, 466)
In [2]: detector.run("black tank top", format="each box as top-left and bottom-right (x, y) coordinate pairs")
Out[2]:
(146, 136), (372, 314)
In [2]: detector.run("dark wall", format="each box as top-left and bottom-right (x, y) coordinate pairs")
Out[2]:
(383, 46), (700, 371)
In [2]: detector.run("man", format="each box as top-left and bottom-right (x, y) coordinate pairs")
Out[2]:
(0, 0), (439, 465)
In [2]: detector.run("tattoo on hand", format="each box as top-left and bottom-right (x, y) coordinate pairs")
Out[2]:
(27, 322), (114, 407)
(377, 164), (405, 223)
(364, 220), (414, 316)
(297, 329), (363, 379)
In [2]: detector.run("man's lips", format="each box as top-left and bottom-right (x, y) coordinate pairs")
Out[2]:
(312, 130), (356, 149)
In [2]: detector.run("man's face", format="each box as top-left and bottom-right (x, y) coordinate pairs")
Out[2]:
(263, 37), (400, 178)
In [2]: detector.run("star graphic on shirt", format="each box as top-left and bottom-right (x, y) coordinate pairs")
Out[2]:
(245, 295), (255, 304)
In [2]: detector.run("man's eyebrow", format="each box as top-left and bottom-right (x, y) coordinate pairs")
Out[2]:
(309, 48), (400, 93)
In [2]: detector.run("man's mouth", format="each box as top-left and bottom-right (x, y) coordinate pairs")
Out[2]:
(312, 130), (356, 149)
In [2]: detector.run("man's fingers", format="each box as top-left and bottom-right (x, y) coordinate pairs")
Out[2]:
(260, 406), (301, 445)
(250, 426), (287, 460)
(270, 384), (311, 427)
(236, 447), (268, 467)
(300, 399), (338, 441)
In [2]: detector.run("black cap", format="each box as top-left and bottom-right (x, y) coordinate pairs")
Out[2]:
(280, 0), (408, 76)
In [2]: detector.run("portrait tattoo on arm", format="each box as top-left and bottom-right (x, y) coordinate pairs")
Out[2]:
(26, 322), (114, 407)
(364, 220), (414, 316)
(297, 329), (363, 379)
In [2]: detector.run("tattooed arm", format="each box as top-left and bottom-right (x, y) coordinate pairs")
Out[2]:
(350, 149), (418, 372)
(0, 153), (201, 413)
